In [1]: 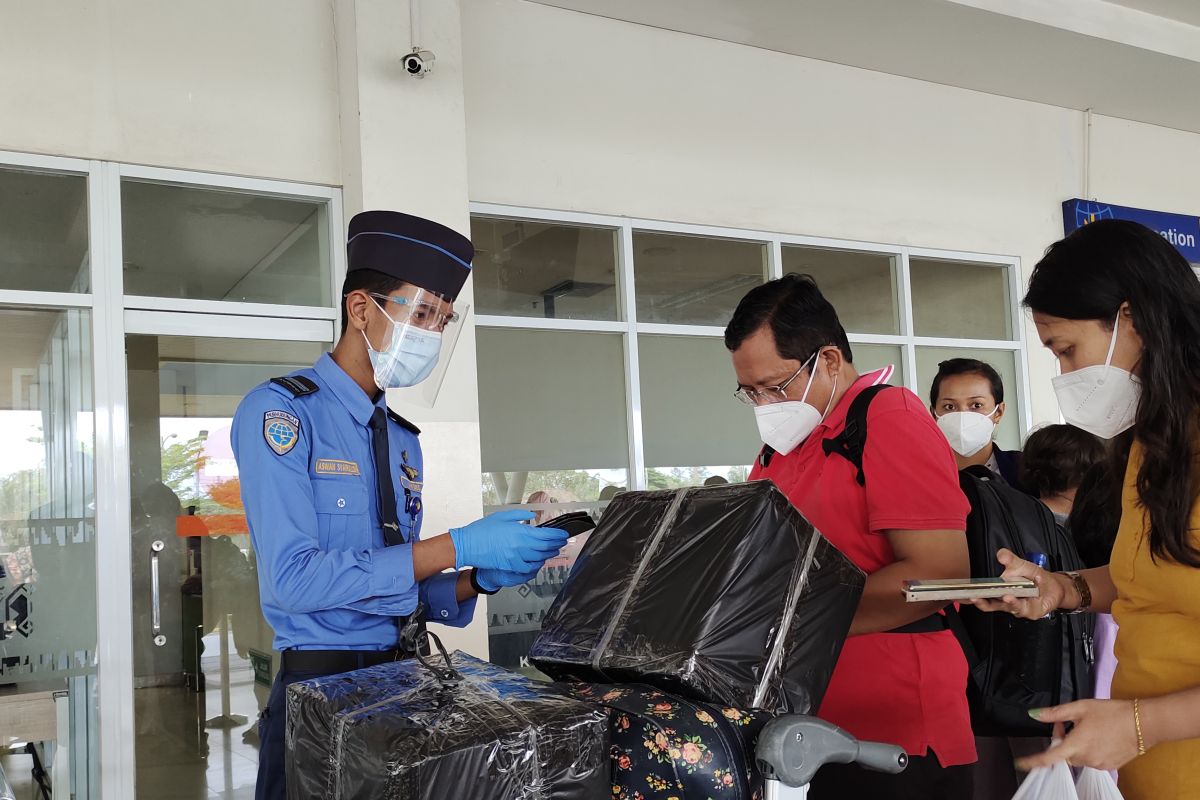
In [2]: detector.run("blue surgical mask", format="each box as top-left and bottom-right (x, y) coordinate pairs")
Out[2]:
(363, 299), (443, 390)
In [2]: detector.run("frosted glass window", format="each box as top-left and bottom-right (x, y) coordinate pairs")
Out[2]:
(638, 334), (758, 471)
(852, 343), (905, 387)
(476, 328), (628, 473)
(782, 246), (898, 335)
(911, 258), (1011, 340)
(122, 180), (331, 306)
(633, 232), (767, 326)
(471, 217), (620, 321)
(0, 167), (89, 292)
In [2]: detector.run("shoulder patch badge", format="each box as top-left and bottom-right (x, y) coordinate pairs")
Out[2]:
(263, 410), (301, 455)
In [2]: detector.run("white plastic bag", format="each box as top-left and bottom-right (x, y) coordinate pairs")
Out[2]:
(1012, 761), (1079, 800)
(1075, 767), (1124, 800)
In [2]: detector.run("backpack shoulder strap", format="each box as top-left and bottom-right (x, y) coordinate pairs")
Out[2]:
(757, 445), (776, 469)
(821, 384), (891, 487)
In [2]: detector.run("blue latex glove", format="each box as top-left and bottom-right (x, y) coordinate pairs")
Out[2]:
(449, 510), (569, 572)
(474, 565), (542, 593)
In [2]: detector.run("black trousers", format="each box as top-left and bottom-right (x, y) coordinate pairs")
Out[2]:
(808, 752), (974, 800)
(255, 666), (333, 800)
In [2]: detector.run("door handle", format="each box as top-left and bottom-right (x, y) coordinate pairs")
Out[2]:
(151, 540), (166, 647)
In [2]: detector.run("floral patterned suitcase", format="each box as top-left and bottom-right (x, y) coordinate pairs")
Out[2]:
(566, 683), (768, 800)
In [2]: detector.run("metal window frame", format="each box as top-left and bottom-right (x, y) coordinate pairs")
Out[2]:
(469, 202), (1030, 488)
(1, 150), (342, 799)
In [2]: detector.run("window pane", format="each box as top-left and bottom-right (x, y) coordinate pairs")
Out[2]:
(638, 335), (758, 471)
(125, 333), (326, 797)
(483, 469), (627, 674)
(634, 232), (767, 326)
(0, 167), (89, 292)
(911, 258), (1012, 340)
(0, 306), (97, 788)
(852, 343), (905, 388)
(782, 246), (898, 334)
(471, 217), (620, 321)
(477, 327), (629, 673)
(642, 466), (752, 490)
(121, 180), (331, 306)
(916, 347), (1021, 451)
(476, 328), (628, 473)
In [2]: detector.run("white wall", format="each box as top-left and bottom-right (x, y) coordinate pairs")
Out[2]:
(1088, 116), (1200, 216)
(0, 0), (340, 185)
(461, 0), (1200, 430)
(0, 0), (489, 659)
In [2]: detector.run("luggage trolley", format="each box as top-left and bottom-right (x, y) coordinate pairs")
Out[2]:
(755, 715), (908, 799)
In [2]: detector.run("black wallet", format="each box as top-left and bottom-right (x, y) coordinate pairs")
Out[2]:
(536, 511), (596, 537)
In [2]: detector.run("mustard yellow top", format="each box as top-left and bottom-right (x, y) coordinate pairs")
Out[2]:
(1110, 441), (1200, 800)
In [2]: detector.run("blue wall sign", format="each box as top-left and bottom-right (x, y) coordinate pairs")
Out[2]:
(1063, 198), (1200, 263)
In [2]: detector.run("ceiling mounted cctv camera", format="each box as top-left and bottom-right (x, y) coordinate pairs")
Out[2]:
(404, 48), (435, 79)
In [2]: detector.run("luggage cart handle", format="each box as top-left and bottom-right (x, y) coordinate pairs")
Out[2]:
(755, 715), (907, 789)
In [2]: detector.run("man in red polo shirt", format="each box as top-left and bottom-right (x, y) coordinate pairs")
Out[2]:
(726, 274), (975, 800)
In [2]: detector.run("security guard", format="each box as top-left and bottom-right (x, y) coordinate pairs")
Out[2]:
(232, 210), (569, 800)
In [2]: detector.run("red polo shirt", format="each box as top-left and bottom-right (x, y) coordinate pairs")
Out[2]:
(749, 366), (976, 767)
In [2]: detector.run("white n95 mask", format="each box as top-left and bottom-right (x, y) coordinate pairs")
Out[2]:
(755, 401), (823, 457)
(1051, 313), (1140, 440)
(937, 409), (998, 458)
(754, 356), (838, 456)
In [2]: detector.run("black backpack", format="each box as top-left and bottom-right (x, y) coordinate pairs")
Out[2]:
(820, 385), (1095, 738)
(955, 466), (1095, 736)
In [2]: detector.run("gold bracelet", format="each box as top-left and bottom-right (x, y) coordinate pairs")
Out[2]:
(1134, 698), (1147, 756)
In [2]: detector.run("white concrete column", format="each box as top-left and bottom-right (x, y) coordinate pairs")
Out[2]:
(335, 0), (488, 656)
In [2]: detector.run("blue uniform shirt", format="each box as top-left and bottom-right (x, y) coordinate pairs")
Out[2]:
(231, 353), (475, 651)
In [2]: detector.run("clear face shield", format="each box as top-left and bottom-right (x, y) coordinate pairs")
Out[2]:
(363, 286), (470, 408)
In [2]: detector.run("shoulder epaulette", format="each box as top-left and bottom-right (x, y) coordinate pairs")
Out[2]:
(387, 408), (421, 435)
(270, 375), (320, 397)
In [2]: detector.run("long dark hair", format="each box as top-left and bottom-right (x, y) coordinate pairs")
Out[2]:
(1068, 460), (1124, 569)
(1024, 220), (1200, 567)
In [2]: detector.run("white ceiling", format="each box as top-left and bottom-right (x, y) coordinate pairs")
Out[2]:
(1107, 0), (1200, 28)
(531, 0), (1200, 133)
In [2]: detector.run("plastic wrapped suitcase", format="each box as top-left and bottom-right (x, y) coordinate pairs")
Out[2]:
(285, 650), (609, 800)
(531, 481), (866, 714)
(566, 683), (768, 800)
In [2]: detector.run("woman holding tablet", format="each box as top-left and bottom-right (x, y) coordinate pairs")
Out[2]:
(970, 220), (1200, 800)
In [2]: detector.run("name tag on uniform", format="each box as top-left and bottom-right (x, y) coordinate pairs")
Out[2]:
(315, 459), (361, 476)
(400, 475), (423, 492)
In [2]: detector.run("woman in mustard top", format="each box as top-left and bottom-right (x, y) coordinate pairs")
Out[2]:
(973, 220), (1200, 800)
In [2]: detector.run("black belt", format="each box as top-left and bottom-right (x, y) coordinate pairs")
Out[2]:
(886, 613), (950, 634)
(281, 647), (408, 674)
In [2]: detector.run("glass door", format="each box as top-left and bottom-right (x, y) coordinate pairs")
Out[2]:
(0, 306), (97, 799)
(124, 328), (326, 799)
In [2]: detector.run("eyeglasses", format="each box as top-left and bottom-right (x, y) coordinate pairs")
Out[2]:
(368, 292), (460, 332)
(733, 351), (820, 406)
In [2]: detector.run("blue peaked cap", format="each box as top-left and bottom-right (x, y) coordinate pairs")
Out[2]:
(347, 210), (473, 301)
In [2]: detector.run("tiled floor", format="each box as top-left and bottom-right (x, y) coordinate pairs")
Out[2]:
(131, 631), (266, 799)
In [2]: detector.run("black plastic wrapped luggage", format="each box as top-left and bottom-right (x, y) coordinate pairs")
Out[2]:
(530, 481), (866, 714)
(285, 651), (609, 800)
